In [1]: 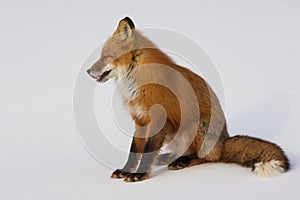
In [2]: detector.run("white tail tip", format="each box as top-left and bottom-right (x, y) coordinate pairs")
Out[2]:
(253, 160), (285, 178)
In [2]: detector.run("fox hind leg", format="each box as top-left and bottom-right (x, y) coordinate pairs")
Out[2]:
(168, 154), (206, 170)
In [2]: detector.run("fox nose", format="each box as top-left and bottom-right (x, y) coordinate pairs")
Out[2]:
(86, 69), (91, 74)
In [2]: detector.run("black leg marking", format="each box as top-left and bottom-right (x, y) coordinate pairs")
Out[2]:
(111, 137), (140, 179)
(124, 131), (164, 182)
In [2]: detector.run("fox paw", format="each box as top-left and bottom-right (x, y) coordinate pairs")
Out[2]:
(124, 172), (150, 182)
(168, 156), (192, 170)
(111, 169), (130, 179)
(168, 161), (188, 170)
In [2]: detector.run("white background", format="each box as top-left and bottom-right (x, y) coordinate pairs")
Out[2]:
(1, 0), (299, 199)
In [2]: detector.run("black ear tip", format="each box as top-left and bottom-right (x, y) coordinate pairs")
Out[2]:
(123, 16), (135, 29)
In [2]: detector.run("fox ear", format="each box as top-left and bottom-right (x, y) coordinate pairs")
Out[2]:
(115, 17), (135, 41)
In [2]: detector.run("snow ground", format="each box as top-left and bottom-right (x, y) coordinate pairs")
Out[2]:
(1, 1), (299, 200)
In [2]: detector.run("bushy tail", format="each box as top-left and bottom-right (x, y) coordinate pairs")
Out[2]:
(220, 135), (290, 177)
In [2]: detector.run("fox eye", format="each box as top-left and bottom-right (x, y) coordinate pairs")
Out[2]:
(102, 55), (114, 63)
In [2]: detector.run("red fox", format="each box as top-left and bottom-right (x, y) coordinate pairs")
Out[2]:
(87, 17), (289, 182)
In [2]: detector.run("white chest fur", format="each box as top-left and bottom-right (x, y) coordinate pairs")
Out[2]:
(115, 67), (138, 104)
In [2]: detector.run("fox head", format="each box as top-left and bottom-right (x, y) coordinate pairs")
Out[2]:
(87, 17), (138, 83)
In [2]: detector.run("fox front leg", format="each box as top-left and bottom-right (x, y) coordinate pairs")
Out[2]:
(124, 130), (165, 182)
(111, 136), (145, 179)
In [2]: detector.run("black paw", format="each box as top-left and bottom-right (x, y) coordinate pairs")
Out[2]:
(111, 169), (130, 179)
(168, 156), (194, 170)
(168, 161), (188, 170)
(124, 172), (150, 182)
